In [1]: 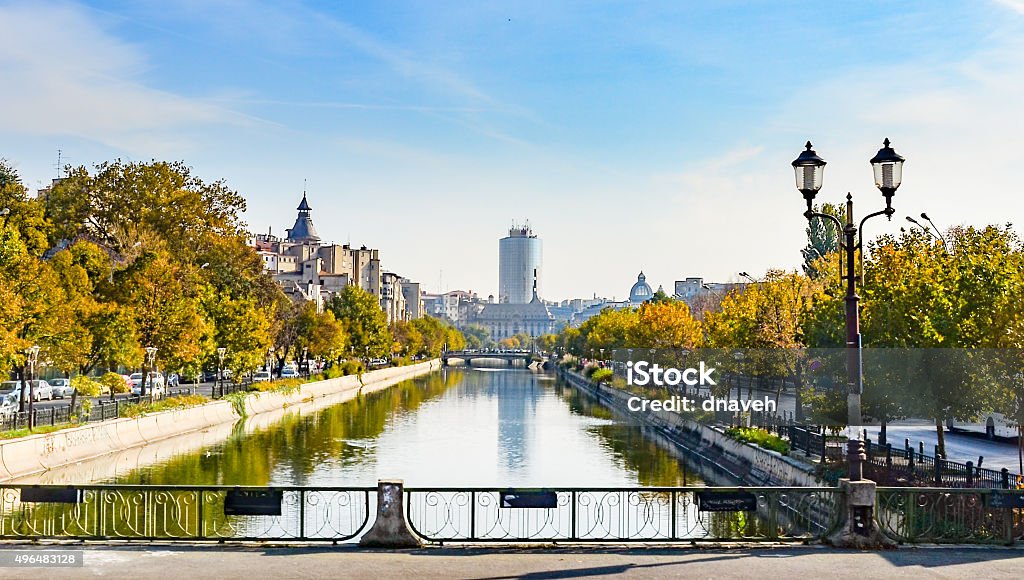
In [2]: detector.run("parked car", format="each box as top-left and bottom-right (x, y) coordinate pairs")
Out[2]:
(48, 378), (74, 399)
(253, 370), (272, 383)
(8, 380), (55, 402)
(0, 381), (21, 399)
(280, 367), (299, 379)
(167, 373), (180, 388)
(130, 372), (165, 396)
(0, 394), (18, 420)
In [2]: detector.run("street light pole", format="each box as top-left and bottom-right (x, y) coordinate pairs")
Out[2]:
(143, 346), (157, 398)
(217, 347), (227, 392)
(26, 345), (40, 429)
(792, 139), (905, 481)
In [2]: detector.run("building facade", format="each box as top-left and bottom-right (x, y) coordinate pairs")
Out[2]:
(252, 193), (422, 320)
(498, 223), (541, 304)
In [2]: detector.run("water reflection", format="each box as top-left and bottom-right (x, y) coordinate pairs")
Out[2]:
(110, 369), (702, 488)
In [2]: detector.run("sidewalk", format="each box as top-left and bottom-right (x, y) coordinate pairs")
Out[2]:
(2, 545), (1024, 579)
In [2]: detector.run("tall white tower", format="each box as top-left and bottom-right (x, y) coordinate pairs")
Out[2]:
(498, 222), (542, 304)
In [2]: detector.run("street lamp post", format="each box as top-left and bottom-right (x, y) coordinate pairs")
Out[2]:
(267, 347), (275, 379)
(792, 139), (905, 481)
(143, 346), (157, 398)
(25, 345), (40, 428)
(217, 347), (227, 391)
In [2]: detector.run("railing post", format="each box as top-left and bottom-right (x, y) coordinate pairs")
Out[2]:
(934, 450), (943, 486)
(197, 490), (205, 539)
(670, 491), (676, 540)
(469, 491), (476, 541)
(571, 490), (578, 541)
(299, 489), (306, 540)
(966, 461), (974, 487)
(1002, 468), (1010, 490)
(885, 443), (892, 468)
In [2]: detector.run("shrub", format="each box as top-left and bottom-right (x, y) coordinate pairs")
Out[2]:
(583, 363), (601, 378)
(341, 360), (364, 376)
(591, 368), (614, 383)
(71, 375), (103, 397)
(119, 394), (207, 419)
(725, 426), (790, 455)
(101, 371), (130, 394)
(323, 366), (344, 380)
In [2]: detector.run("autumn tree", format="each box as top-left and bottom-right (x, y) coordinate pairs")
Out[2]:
(327, 285), (392, 360)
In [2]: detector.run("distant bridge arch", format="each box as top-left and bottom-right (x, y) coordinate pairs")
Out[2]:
(441, 350), (540, 367)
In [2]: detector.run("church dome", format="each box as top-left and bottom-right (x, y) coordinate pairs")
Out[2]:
(629, 272), (654, 303)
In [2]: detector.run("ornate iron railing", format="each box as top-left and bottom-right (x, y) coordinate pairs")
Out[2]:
(404, 487), (843, 543)
(0, 485), (373, 541)
(876, 487), (1024, 544)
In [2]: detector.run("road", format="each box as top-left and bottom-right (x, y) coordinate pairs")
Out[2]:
(865, 423), (1023, 474)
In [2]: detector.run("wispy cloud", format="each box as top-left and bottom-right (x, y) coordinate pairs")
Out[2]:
(0, 2), (254, 155)
(994, 0), (1024, 14)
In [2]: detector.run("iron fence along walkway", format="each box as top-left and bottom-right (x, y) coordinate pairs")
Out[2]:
(0, 485), (373, 541)
(875, 487), (1024, 544)
(404, 487), (844, 543)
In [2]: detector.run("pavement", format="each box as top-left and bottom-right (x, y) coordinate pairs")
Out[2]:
(2, 544), (1024, 579)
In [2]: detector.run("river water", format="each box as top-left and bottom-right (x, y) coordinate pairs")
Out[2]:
(112, 367), (702, 488)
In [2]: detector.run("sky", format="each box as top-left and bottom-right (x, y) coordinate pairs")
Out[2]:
(2, 1), (1024, 301)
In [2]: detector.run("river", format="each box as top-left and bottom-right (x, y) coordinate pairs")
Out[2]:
(107, 367), (702, 488)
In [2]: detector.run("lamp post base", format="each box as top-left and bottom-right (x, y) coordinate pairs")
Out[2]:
(827, 478), (896, 549)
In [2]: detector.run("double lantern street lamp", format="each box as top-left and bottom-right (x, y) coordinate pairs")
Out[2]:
(24, 345), (41, 426)
(217, 347), (227, 390)
(143, 347), (158, 397)
(792, 138), (905, 481)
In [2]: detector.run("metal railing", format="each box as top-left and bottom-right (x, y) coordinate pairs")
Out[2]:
(861, 438), (1018, 489)
(0, 485), (373, 541)
(1, 388), (203, 433)
(404, 486), (843, 543)
(876, 487), (1024, 544)
(212, 379), (253, 399)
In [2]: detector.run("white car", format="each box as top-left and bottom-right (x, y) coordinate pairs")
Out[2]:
(130, 372), (166, 396)
(48, 378), (74, 399)
(280, 367), (299, 379)
(0, 394), (18, 420)
(253, 371), (271, 383)
(16, 380), (54, 402)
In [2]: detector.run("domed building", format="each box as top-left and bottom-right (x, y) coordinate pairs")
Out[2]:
(629, 272), (655, 304)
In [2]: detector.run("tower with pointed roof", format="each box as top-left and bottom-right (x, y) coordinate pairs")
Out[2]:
(286, 193), (321, 244)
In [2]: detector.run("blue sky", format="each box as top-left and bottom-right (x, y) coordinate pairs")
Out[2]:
(2, 1), (1024, 300)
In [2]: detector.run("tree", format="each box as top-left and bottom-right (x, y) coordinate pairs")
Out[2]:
(860, 225), (1024, 456)
(802, 203), (842, 279)
(44, 160), (248, 260)
(461, 324), (492, 350)
(704, 270), (823, 421)
(208, 293), (274, 377)
(327, 285), (392, 360)
(113, 250), (210, 392)
(295, 302), (347, 363)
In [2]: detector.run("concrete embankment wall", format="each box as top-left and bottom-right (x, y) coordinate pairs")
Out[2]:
(561, 369), (826, 487)
(0, 360), (440, 482)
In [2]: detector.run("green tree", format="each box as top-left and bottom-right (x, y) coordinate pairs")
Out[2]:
(802, 203), (842, 279)
(327, 285), (392, 360)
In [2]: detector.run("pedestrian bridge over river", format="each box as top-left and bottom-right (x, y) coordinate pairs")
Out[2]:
(441, 350), (538, 366)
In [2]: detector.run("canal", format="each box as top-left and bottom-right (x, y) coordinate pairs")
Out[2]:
(109, 367), (703, 488)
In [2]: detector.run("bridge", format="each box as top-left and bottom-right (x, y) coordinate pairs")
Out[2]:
(441, 350), (539, 366)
